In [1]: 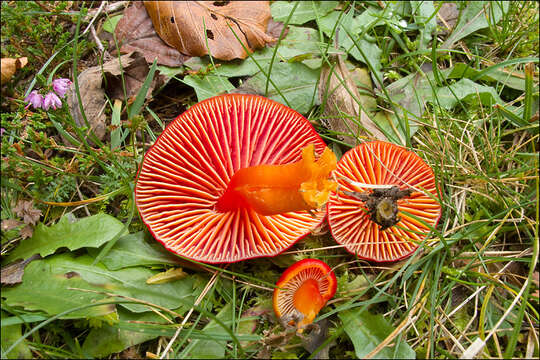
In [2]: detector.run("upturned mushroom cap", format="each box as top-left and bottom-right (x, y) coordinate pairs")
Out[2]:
(135, 94), (330, 263)
(327, 141), (442, 262)
(273, 258), (337, 331)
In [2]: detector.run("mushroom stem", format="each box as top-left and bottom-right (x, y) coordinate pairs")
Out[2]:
(293, 278), (325, 329)
(216, 145), (337, 215)
(343, 186), (413, 230)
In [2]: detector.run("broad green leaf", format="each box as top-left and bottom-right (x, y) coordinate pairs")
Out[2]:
(81, 308), (162, 358)
(88, 231), (182, 271)
(442, 1), (510, 49)
(271, 1), (338, 25)
(216, 26), (323, 78)
(2, 253), (202, 317)
(241, 62), (320, 114)
(1, 311), (32, 359)
(2, 255), (116, 319)
(339, 309), (415, 359)
(183, 74), (234, 101)
(435, 78), (505, 109)
(5, 213), (125, 263)
(181, 303), (232, 359)
(103, 15), (122, 33)
(146, 267), (188, 284)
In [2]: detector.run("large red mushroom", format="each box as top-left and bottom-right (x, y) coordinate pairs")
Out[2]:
(327, 141), (442, 262)
(135, 94), (337, 263)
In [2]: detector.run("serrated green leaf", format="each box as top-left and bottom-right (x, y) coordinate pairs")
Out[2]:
(339, 309), (415, 359)
(89, 231), (182, 271)
(5, 213), (125, 263)
(271, 1), (338, 25)
(241, 62), (319, 114)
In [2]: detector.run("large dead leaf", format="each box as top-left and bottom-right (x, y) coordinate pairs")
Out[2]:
(1, 57), (28, 85)
(67, 52), (164, 141)
(318, 54), (386, 145)
(113, 1), (189, 67)
(144, 1), (276, 60)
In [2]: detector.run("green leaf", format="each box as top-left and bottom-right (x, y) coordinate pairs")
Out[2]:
(1, 311), (32, 359)
(2, 253), (202, 317)
(241, 62), (320, 114)
(318, 9), (383, 80)
(448, 62), (532, 91)
(157, 64), (185, 79)
(181, 303), (232, 359)
(410, 1), (437, 50)
(183, 74), (234, 101)
(442, 1), (510, 49)
(2, 255), (116, 319)
(5, 213), (125, 263)
(435, 78), (505, 109)
(88, 231), (182, 271)
(81, 308), (162, 358)
(215, 26), (323, 78)
(103, 15), (122, 33)
(271, 1), (338, 25)
(339, 309), (415, 359)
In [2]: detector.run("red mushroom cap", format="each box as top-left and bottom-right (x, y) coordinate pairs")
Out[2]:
(327, 141), (442, 262)
(273, 258), (337, 330)
(135, 94), (328, 263)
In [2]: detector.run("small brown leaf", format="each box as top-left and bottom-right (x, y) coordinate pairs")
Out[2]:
(1, 254), (41, 285)
(67, 52), (164, 142)
(113, 1), (189, 67)
(13, 200), (42, 226)
(319, 54), (386, 145)
(144, 1), (276, 60)
(1, 57), (28, 85)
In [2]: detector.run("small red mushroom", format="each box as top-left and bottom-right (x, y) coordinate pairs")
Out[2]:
(135, 94), (337, 263)
(327, 141), (442, 262)
(273, 258), (337, 332)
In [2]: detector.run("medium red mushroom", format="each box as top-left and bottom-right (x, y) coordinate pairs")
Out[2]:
(273, 258), (337, 332)
(327, 141), (442, 262)
(135, 94), (337, 263)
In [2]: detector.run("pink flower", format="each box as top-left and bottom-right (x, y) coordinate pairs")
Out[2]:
(52, 78), (72, 98)
(42, 92), (62, 110)
(24, 90), (44, 109)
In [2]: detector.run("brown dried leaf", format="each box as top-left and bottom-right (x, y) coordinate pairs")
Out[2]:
(113, 1), (189, 67)
(1, 254), (40, 285)
(1, 57), (28, 85)
(144, 1), (276, 60)
(318, 55), (386, 145)
(67, 52), (164, 141)
(13, 200), (42, 226)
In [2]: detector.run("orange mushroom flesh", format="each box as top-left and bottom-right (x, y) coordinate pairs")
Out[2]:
(327, 141), (442, 262)
(135, 94), (336, 263)
(273, 259), (337, 332)
(216, 144), (337, 215)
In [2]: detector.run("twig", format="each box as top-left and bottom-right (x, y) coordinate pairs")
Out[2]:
(90, 24), (105, 54)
